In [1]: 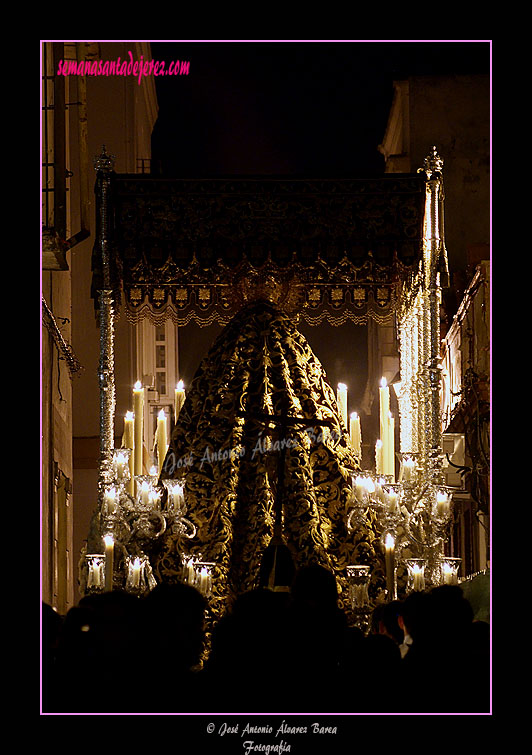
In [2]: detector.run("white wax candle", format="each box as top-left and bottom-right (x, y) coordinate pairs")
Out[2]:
(375, 439), (384, 475)
(350, 412), (362, 459)
(387, 412), (395, 480)
(412, 565), (424, 591)
(384, 533), (395, 600)
(436, 491), (450, 517)
(156, 409), (168, 475)
(386, 490), (399, 514)
(140, 480), (150, 506)
(133, 382), (144, 476)
(171, 483), (184, 512)
(123, 412), (134, 450)
(354, 475), (365, 503)
(175, 380), (186, 421)
(130, 557), (141, 588)
(199, 567), (208, 595)
(337, 383), (348, 429)
(186, 558), (195, 585)
(104, 535), (114, 592)
(104, 487), (117, 515)
(148, 490), (160, 510)
(442, 564), (453, 585)
(115, 452), (127, 480)
(402, 458), (414, 482)
(379, 377), (390, 452)
(123, 412), (135, 495)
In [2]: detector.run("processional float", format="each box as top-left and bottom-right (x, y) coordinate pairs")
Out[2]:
(82, 146), (459, 630)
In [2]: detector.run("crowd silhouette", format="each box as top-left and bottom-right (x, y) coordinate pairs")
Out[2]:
(42, 564), (490, 714)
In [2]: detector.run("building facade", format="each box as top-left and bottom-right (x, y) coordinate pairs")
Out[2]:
(41, 41), (158, 610)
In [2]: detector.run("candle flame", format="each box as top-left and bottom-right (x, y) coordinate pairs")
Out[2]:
(176, 380), (185, 391)
(149, 465), (158, 476)
(134, 380), (142, 390)
(380, 377), (387, 388)
(337, 383), (347, 391)
(412, 563), (423, 575)
(103, 535), (114, 547)
(376, 439), (383, 448)
(105, 486), (117, 499)
(125, 411), (134, 421)
(385, 533), (395, 549)
(350, 412), (358, 420)
(158, 409), (166, 420)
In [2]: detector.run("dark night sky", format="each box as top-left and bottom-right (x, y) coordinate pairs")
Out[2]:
(149, 40), (490, 437)
(150, 40), (490, 176)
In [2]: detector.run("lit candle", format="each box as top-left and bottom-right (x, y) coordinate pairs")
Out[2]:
(337, 383), (348, 429)
(384, 533), (396, 600)
(169, 483), (184, 512)
(354, 475), (366, 503)
(199, 567), (209, 595)
(186, 558), (195, 585)
(386, 489), (399, 515)
(148, 489), (161, 510)
(156, 409), (168, 475)
(140, 480), (150, 506)
(115, 452), (127, 480)
(175, 380), (186, 421)
(387, 412), (395, 480)
(104, 486), (117, 516)
(104, 535), (114, 592)
(350, 412), (362, 460)
(379, 377), (390, 460)
(375, 439), (384, 475)
(87, 560), (102, 589)
(130, 557), (141, 589)
(133, 382), (144, 476)
(412, 564), (424, 592)
(123, 412), (135, 495)
(402, 457), (415, 482)
(436, 491), (450, 517)
(442, 563), (454, 585)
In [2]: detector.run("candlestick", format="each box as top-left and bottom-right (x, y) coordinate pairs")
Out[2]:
(156, 409), (168, 475)
(104, 535), (114, 592)
(337, 383), (348, 429)
(175, 380), (186, 421)
(350, 412), (362, 460)
(133, 382), (144, 476)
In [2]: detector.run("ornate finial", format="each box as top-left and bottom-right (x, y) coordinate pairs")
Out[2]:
(93, 145), (116, 173)
(419, 146), (443, 180)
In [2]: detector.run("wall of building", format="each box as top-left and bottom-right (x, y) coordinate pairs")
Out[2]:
(42, 41), (158, 609)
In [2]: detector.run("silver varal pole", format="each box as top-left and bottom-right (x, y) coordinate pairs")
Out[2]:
(94, 147), (116, 508)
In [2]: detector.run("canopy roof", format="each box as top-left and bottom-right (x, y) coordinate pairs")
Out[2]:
(92, 172), (426, 325)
